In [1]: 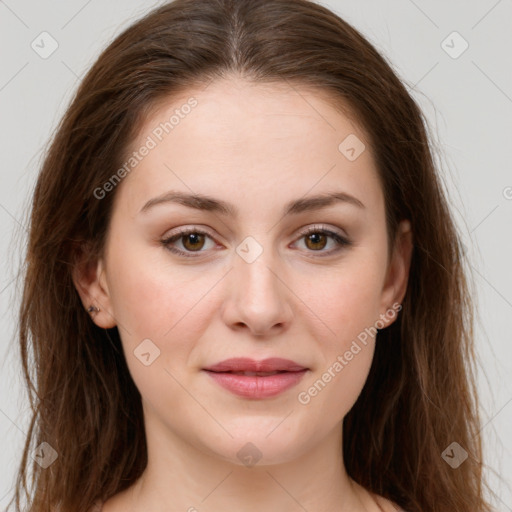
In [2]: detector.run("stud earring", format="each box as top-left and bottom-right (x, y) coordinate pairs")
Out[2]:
(87, 305), (100, 314)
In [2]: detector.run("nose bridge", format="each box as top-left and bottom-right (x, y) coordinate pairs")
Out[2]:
(235, 234), (282, 304)
(224, 232), (292, 334)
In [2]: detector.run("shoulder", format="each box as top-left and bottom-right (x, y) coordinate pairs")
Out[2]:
(372, 493), (407, 512)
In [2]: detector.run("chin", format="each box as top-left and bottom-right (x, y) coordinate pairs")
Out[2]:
(198, 422), (311, 468)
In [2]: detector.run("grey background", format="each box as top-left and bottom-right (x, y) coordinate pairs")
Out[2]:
(0, 0), (511, 509)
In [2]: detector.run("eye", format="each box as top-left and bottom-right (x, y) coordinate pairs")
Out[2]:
(292, 224), (352, 256)
(160, 224), (351, 258)
(161, 227), (216, 258)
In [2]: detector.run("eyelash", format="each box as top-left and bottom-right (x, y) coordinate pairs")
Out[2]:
(160, 224), (351, 259)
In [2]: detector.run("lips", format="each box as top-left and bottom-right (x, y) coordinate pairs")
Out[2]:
(202, 358), (308, 399)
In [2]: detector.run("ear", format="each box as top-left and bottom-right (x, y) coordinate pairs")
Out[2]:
(71, 248), (117, 329)
(378, 219), (413, 328)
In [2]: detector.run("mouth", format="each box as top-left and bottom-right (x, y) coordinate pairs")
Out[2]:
(202, 358), (309, 399)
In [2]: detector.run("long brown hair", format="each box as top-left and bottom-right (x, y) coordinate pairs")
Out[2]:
(8, 0), (492, 510)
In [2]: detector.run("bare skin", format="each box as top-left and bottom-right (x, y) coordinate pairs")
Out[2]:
(75, 76), (412, 512)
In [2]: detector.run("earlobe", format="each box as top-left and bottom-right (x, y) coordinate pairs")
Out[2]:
(379, 220), (413, 327)
(71, 254), (117, 329)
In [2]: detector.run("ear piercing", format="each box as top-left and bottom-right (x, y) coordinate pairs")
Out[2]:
(87, 305), (100, 314)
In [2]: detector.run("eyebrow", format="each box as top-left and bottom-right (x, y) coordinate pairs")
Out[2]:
(139, 190), (365, 217)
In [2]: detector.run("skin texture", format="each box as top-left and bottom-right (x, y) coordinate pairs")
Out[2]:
(74, 77), (413, 512)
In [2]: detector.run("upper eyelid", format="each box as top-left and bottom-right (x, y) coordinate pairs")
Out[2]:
(163, 225), (218, 242)
(163, 223), (347, 241)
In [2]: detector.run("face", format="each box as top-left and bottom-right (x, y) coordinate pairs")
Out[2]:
(75, 77), (412, 466)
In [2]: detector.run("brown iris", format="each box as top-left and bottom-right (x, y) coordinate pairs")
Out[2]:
(304, 232), (328, 251)
(182, 232), (206, 251)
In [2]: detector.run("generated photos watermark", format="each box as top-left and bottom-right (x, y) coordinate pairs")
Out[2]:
(297, 302), (402, 405)
(93, 97), (198, 200)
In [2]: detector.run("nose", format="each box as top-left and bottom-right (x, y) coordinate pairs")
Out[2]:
(221, 244), (293, 337)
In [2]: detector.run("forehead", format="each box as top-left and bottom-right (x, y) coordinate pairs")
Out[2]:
(115, 77), (383, 219)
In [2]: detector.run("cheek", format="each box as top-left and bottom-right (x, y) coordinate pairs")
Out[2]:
(107, 237), (211, 336)
(296, 255), (385, 343)
(106, 247), (207, 410)
(105, 240), (225, 398)
(296, 277), (378, 423)
(293, 256), (384, 415)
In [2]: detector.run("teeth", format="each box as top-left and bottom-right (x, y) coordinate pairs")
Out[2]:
(231, 371), (282, 376)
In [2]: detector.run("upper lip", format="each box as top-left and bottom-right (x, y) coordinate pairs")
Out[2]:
(203, 357), (308, 373)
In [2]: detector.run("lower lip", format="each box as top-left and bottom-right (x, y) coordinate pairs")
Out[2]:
(204, 370), (308, 399)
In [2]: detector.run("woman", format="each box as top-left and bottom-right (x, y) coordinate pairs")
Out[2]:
(9, 0), (493, 511)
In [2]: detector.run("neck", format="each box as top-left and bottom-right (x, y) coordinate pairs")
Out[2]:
(124, 405), (380, 512)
